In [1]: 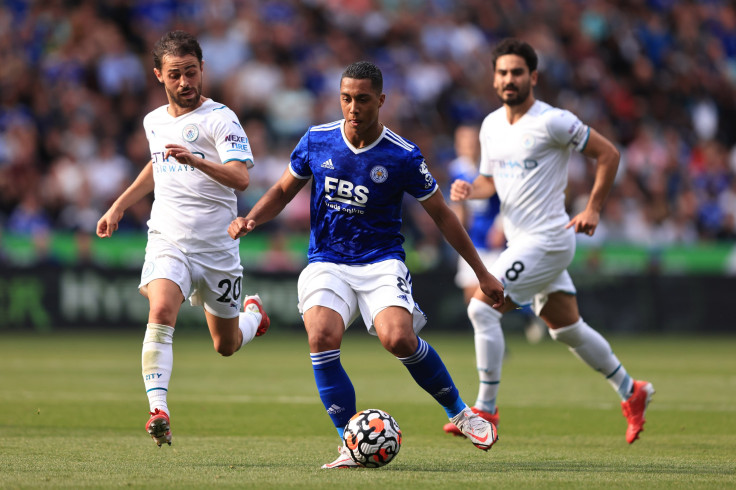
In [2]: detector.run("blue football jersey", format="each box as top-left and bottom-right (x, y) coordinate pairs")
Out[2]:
(289, 120), (438, 264)
(447, 157), (500, 251)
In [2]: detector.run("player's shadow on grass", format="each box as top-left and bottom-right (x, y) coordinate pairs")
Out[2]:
(390, 460), (732, 477)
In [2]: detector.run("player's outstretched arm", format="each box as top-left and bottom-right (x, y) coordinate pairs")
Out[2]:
(450, 175), (496, 202)
(565, 128), (620, 236)
(96, 161), (154, 238)
(228, 168), (308, 240)
(421, 190), (504, 308)
(164, 144), (251, 191)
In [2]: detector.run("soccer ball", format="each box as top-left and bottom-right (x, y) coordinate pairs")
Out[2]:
(342, 408), (402, 468)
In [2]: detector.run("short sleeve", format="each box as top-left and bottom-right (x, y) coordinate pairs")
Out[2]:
(405, 149), (438, 201)
(546, 109), (590, 152)
(288, 130), (313, 179)
(478, 117), (494, 177)
(211, 112), (254, 168)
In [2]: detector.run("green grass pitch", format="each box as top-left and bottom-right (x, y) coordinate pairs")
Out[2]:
(1, 329), (734, 488)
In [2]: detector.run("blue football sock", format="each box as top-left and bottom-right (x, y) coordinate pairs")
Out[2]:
(311, 349), (356, 438)
(398, 337), (466, 418)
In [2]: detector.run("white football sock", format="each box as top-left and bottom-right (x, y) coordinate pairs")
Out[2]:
(468, 298), (504, 413)
(239, 306), (261, 348)
(142, 323), (174, 415)
(548, 318), (633, 400)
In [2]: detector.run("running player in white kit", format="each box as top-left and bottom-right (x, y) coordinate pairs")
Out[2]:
(443, 38), (654, 444)
(229, 61), (505, 468)
(96, 31), (270, 447)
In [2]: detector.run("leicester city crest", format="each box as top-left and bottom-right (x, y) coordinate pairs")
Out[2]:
(182, 124), (199, 142)
(370, 165), (388, 183)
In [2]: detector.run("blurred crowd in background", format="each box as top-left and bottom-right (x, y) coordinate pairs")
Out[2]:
(1, 0), (736, 269)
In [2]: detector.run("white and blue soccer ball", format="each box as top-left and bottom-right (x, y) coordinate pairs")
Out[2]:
(343, 408), (402, 468)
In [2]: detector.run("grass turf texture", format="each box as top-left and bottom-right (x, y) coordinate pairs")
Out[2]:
(1, 330), (734, 489)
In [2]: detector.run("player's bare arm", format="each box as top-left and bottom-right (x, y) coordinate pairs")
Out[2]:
(565, 128), (620, 236)
(449, 198), (468, 228)
(421, 191), (505, 308)
(96, 160), (155, 238)
(164, 144), (250, 191)
(228, 168), (308, 240)
(450, 174), (496, 202)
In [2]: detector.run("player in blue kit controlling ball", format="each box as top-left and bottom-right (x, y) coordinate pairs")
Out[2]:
(228, 61), (505, 468)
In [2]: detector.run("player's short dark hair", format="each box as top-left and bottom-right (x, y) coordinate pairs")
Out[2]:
(491, 38), (538, 73)
(152, 30), (203, 71)
(341, 61), (383, 94)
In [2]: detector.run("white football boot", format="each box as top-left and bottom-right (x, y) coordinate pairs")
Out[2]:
(321, 446), (363, 469)
(450, 407), (498, 451)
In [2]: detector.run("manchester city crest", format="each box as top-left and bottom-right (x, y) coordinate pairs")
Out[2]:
(370, 165), (388, 183)
(182, 124), (199, 142)
(142, 261), (154, 278)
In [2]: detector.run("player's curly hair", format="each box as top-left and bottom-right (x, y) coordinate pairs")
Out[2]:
(491, 38), (538, 72)
(341, 61), (383, 94)
(152, 30), (203, 71)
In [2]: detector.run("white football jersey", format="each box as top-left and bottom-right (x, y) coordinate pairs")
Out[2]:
(479, 100), (589, 242)
(143, 99), (253, 253)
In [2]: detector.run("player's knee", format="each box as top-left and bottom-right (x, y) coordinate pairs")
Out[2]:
(213, 339), (238, 357)
(306, 328), (342, 352)
(380, 331), (416, 357)
(467, 298), (503, 334)
(148, 305), (178, 326)
(548, 317), (584, 346)
(215, 345), (237, 357)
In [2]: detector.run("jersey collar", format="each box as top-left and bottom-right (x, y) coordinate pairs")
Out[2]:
(340, 119), (386, 154)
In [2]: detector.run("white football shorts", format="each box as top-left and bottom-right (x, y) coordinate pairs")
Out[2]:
(489, 227), (577, 315)
(297, 259), (428, 335)
(139, 234), (244, 319)
(455, 248), (502, 289)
